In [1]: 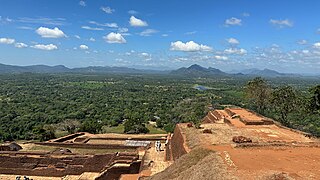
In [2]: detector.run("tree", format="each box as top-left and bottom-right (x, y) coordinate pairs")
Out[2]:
(79, 120), (102, 134)
(123, 112), (149, 134)
(308, 85), (320, 113)
(59, 119), (81, 134)
(32, 124), (56, 141)
(270, 86), (298, 126)
(245, 77), (271, 114)
(124, 121), (149, 134)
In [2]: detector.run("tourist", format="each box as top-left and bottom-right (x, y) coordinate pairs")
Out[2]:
(158, 141), (161, 151)
(155, 141), (158, 151)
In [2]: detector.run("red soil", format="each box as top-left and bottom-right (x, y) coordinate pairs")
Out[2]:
(209, 145), (320, 179)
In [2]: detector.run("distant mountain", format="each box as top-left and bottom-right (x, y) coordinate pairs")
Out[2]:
(170, 64), (227, 77)
(0, 63), (166, 74)
(253, 69), (286, 77)
(0, 63), (71, 73)
(231, 68), (298, 77)
(73, 66), (143, 74)
(0, 63), (304, 77)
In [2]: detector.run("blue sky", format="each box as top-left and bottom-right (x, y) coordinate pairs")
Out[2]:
(1, 0), (320, 73)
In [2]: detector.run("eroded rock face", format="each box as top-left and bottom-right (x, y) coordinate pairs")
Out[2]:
(232, 136), (252, 143)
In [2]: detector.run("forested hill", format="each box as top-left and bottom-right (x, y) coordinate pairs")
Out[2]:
(170, 64), (228, 77)
(0, 63), (71, 73)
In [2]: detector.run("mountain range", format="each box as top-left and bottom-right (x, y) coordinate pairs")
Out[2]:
(0, 63), (305, 77)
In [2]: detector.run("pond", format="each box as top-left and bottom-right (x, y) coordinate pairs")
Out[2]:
(194, 85), (208, 91)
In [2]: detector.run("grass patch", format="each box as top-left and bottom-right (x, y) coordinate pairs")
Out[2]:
(27, 145), (58, 152)
(102, 124), (125, 133)
(102, 124), (166, 134)
(146, 124), (166, 134)
(55, 130), (69, 138)
(71, 148), (135, 154)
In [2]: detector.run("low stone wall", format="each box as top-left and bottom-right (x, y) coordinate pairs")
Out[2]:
(52, 132), (85, 143)
(95, 159), (141, 180)
(239, 117), (274, 125)
(225, 108), (236, 116)
(0, 153), (116, 177)
(0, 151), (48, 156)
(35, 142), (138, 149)
(89, 137), (166, 141)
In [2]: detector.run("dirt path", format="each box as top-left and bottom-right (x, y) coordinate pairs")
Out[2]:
(143, 143), (172, 176)
(120, 142), (172, 180)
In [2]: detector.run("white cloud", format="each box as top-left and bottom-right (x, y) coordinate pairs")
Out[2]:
(128, 10), (138, 15)
(139, 29), (158, 36)
(140, 52), (152, 61)
(74, 35), (81, 39)
(81, 26), (104, 31)
(313, 42), (320, 49)
(224, 48), (247, 55)
(302, 50), (310, 54)
(241, 45), (320, 72)
(227, 38), (239, 45)
(225, 17), (242, 26)
(18, 26), (33, 30)
(297, 40), (307, 45)
(89, 37), (95, 42)
(80, 44), (89, 50)
(0, 16), (13, 24)
(170, 41), (212, 52)
(118, 28), (128, 33)
(36, 27), (66, 38)
(105, 23), (118, 28)
(129, 16), (148, 27)
(103, 32), (126, 44)
(79, 1), (86, 7)
(15, 42), (28, 48)
(162, 34), (169, 37)
(32, 44), (58, 50)
(89, 21), (118, 28)
(0, 38), (15, 44)
(242, 13), (250, 17)
(214, 55), (228, 60)
(141, 52), (149, 56)
(101, 6), (115, 14)
(185, 31), (197, 35)
(270, 19), (293, 28)
(17, 17), (66, 26)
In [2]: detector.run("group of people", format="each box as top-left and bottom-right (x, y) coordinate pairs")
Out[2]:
(155, 140), (161, 152)
(16, 176), (32, 180)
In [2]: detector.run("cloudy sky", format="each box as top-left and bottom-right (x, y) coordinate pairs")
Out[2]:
(1, 0), (320, 73)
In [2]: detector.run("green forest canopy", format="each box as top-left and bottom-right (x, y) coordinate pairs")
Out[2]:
(0, 73), (319, 141)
